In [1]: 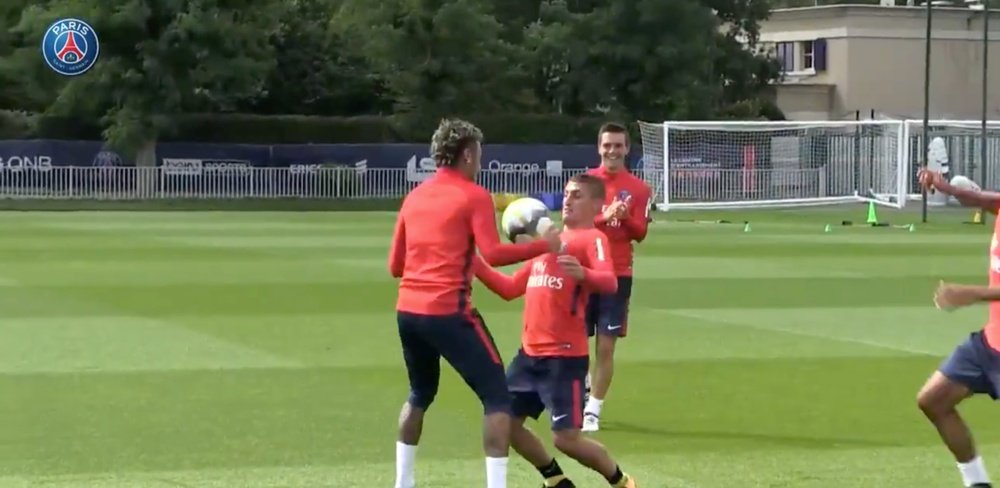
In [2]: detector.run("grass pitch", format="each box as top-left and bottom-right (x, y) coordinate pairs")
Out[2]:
(1, 204), (999, 487)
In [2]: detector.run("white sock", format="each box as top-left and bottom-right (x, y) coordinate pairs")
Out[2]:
(395, 442), (417, 488)
(585, 397), (604, 416)
(585, 372), (592, 391)
(958, 455), (990, 486)
(486, 456), (508, 488)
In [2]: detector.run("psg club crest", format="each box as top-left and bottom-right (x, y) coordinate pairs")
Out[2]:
(617, 190), (631, 202)
(41, 18), (100, 76)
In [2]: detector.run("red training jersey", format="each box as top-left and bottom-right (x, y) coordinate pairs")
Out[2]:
(474, 228), (617, 357)
(388, 167), (551, 316)
(586, 165), (652, 277)
(985, 215), (1000, 350)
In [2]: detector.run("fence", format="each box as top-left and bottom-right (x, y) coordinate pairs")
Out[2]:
(0, 166), (603, 200)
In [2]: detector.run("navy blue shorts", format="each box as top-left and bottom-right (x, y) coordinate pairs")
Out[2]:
(397, 309), (511, 414)
(939, 330), (1000, 399)
(587, 276), (633, 338)
(506, 349), (589, 431)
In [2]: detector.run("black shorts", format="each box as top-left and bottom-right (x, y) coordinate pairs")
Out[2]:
(587, 276), (633, 338)
(506, 349), (589, 431)
(397, 309), (511, 414)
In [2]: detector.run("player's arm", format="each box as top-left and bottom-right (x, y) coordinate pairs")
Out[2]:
(388, 214), (406, 278)
(620, 186), (651, 242)
(580, 234), (618, 294)
(473, 255), (528, 301)
(469, 190), (553, 266)
(922, 168), (1000, 213)
(935, 281), (1000, 310)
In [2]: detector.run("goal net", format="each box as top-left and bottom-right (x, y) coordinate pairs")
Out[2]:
(637, 120), (908, 211)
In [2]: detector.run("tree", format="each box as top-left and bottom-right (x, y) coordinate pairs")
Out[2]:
(2, 0), (283, 163)
(243, 0), (391, 116)
(527, 0), (723, 120)
(332, 0), (538, 121)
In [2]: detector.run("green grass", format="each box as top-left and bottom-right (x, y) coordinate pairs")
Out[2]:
(1, 203), (999, 487)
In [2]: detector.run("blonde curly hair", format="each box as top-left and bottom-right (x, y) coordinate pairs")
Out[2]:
(430, 118), (483, 167)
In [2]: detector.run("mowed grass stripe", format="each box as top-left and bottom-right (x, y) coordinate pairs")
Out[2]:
(0, 316), (300, 374)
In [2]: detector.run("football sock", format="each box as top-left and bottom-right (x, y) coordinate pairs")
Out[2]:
(605, 465), (625, 486)
(585, 397), (604, 416)
(394, 441), (417, 488)
(486, 456), (508, 488)
(959, 456), (991, 487)
(538, 458), (567, 486)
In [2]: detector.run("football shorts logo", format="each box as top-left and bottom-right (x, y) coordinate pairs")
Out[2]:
(41, 18), (100, 76)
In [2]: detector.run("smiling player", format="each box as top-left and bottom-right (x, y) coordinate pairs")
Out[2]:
(582, 122), (652, 432)
(473, 174), (639, 488)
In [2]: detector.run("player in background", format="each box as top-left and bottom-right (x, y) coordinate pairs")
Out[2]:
(582, 122), (652, 432)
(917, 167), (1000, 488)
(388, 118), (563, 488)
(474, 173), (639, 488)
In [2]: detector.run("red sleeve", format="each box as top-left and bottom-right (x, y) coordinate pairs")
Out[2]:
(621, 185), (651, 242)
(388, 214), (406, 278)
(473, 256), (528, 301)
(469, 188), (550, 265)
(580, 233), (618, 294)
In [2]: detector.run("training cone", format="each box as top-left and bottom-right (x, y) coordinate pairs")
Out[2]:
(743, 222), (751, 233)
(824, 224), (832, 233)
(866, 201), (879, 225)
(974, 209), (983, 224)
(908, 224), (915, 232)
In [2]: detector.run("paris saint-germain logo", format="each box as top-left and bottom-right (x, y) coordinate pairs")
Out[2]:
(41, 18), (99, 76)
(617, 190), (631, 201)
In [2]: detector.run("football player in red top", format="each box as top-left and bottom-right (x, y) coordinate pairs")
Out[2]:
(917, 167), (1000, 488)
(474, 174), (639, 488)
(582, 122), (652, 432)
(388, 118), (562, 488)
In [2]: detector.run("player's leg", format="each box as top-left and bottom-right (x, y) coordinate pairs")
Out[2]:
(917, 331), (997, 487)
(585, 277), (632, 432)
(545, 357), (637, 487)
(433, 309), (512, 488)
(507, 350), (575, 488)
(395, 312), (443, 488)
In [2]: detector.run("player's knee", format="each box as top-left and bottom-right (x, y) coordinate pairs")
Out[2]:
(480, 388), (514, 415)
(552, 429), (583, 455)
(916, 374), (966, 419)
(596, 336), (617, 360)
(408, 387), (438, 410)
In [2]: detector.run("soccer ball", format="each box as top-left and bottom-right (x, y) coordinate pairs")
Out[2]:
(950, 175), (982, 192)
(500, 197), (553, 242)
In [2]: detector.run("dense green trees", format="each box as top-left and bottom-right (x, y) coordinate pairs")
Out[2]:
(0, 0), (782, 152)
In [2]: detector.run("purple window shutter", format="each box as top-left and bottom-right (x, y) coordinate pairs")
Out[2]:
(814, 38), (827, 71)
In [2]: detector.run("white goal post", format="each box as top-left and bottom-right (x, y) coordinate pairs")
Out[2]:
(637, 120), (910, 211)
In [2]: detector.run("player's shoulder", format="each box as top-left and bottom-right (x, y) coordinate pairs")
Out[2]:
(570, 228), (606, 246)
(625, 172), (651, 191)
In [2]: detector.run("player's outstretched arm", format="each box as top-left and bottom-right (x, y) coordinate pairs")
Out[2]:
(388, 215), (406, 278)
(469, 190), (559, 266)
(920, 168), (1000, 213)
(473, 256), (529, 301)
(935, 281), (1000, 310)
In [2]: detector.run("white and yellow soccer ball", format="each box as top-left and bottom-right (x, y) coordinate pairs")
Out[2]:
(500, 197), (553, 242)
(950, 174), (982, 192)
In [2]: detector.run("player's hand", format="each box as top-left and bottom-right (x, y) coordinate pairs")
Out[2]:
(918, 168), (947, 192)
(613, 197), (629, 219)
(603, 200), (625, 221)
(556, 254), (585, 279)
(513, 234), (533, 244)
(542, 225), (563, 252)
(934, 281), (984, 310)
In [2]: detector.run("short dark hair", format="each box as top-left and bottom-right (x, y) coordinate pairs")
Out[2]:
(569, 173), (606, 200)
(431, 118), (483, 167)
(598, 122), (629, 146)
